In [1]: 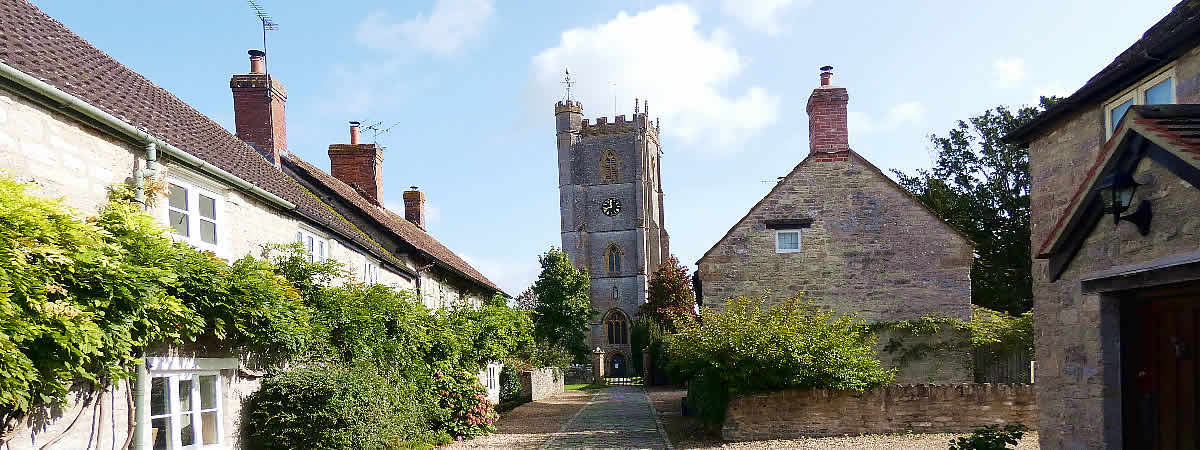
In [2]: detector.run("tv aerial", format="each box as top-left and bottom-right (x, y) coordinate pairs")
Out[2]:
(247, 0), (279, 64)
(361, 120), (403, 146)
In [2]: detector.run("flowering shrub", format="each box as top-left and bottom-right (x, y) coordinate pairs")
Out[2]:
(433, 368), (498, 440)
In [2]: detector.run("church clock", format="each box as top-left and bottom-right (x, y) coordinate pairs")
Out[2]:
(601, 198), (622, 216)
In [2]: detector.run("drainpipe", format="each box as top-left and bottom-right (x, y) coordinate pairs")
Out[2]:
(133, 359), (149, 450)
(134, 142), (159, 206)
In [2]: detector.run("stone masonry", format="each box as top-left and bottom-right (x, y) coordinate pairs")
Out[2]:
(722, 384), (1038, 441)
(519, 367), (565, 402)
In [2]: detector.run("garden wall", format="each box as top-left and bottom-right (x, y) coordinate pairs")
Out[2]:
(519, 368), (563, 402)
(722, 384), (1036, 441)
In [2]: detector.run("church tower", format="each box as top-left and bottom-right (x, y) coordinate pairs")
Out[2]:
(556, 97), (669, 375)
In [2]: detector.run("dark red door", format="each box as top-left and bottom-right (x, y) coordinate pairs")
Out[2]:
(1123, 282), (1200, 449)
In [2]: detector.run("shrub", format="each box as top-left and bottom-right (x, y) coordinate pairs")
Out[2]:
(242, 367), (431, 450)
(948, 424), (1029, 450)
(666, 295), (895, 423)
(431, 368), (498, 440)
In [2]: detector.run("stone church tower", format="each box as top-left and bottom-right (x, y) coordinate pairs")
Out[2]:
(555, 99), (669, 375)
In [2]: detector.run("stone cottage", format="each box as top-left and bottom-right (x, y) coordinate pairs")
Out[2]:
(696, 68), (975, 383)
(0, 0), (501, 448)
(1003, 2), (1200, 448)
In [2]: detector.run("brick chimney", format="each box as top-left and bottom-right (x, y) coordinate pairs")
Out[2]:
(403, 186), (426, 230)
(231, 49), (288, 166)
(329, 121), (385, 205)
(806, 65), (849, 154)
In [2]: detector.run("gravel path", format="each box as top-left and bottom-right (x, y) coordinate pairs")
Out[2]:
(646, 387), (1040, 450)
(445, 389), (594, 449)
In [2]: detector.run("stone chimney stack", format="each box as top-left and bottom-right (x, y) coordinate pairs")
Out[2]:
(806, 65), (849, 154)
(231, 49), (288, 166)
(403, 186), (426, 230)
(329, 121), (385, 205)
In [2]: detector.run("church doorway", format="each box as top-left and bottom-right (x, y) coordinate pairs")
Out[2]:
(609, 353), (627, 377)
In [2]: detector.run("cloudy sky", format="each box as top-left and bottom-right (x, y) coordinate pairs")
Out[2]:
(35, 0), (1176, 294)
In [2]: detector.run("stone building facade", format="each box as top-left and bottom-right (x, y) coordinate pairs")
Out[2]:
(0, 1), (501, 448)
(555, 99), (669, 376)
(696, 69), (974, 383)
(1003, 3), (1200, 448)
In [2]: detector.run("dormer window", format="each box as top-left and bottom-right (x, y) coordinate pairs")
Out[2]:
(1105, 68), (1175, 137)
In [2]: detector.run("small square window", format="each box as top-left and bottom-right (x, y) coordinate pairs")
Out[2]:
(776, 230), (801, 253)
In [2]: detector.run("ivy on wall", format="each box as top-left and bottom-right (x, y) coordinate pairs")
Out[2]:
(866, 307), (1034, 368)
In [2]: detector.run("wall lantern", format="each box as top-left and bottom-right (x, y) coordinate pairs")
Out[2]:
(1095, 171), (1152, 235)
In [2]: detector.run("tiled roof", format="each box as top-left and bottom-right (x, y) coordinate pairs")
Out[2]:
(0, 0), (411, 272)
(1005, 0), (1200, 143)
(284, 155), (500, 293)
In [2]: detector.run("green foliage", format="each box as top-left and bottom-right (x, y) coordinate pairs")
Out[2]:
(242, 367), (431, 450)
(893, 98), (1060, 314)
(867, 308), (1034, 367)
(442, 302), (535, 370)
(948, 424), (1029, 450)
(638, 256), (698, 331)
(630, 317), (666, 376)
(666, 295), (895, 423)
(431, 368), (498, 440)
(530, 248), (594, 362)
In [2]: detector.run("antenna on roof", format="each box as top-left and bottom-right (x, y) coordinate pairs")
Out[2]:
(247, 0), (279, 68)
(362, 120), (403, 145)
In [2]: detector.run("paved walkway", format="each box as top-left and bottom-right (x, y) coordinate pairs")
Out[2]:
(541, 386), (671, 449)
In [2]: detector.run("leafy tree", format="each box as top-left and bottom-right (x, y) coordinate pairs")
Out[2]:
(530, 248), (594, 362)
(638, 256), (697, 331)
(893, 97), (1059, 314)
(512, 287), (538, 311)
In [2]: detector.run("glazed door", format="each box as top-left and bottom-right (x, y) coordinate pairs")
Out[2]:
(1123, 283), (1200, 449)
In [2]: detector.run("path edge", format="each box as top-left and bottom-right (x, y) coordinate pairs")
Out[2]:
(643, 387), (675, 450)
(538, 388), (603, 450)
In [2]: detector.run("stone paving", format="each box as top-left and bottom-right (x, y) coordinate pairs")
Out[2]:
(541, 386), (671, 449)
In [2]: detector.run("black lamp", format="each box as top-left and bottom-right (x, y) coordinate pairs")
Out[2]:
(1095, 171), (1152, 235)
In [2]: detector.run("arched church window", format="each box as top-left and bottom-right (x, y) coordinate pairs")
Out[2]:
(600, 149), (619, 183)
(606, 310), (629, 345)
(605, 244), (622, 274)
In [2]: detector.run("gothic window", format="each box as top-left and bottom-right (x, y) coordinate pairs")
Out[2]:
(600, 149), (619, 183)
(606, 310), (629, 345)
(605, 244), (622, 274)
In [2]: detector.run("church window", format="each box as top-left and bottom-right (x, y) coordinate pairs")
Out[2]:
(606, 310), (629, 345)
(600, 149), (619, 183)
(605, 244), (622, 274)
(776, 230), (802, 253)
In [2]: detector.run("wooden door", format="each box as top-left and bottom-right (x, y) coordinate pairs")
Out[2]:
(1123, 282), (1200, 449)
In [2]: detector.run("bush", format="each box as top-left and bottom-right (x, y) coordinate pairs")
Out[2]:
(948, 424), (1029, 450)
(431, 368), (498, 440)
(243, 367), (431, 450)
(666, 295), (895, 423)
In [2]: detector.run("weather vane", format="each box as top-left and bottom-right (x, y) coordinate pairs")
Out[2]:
(561, 68), (574, 101)
(248, 0), (279, 66)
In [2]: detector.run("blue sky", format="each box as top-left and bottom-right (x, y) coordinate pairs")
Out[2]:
(34, 0), (1176, 294)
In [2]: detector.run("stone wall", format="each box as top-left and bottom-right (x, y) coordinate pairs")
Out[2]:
(722, 384), (1037, 441)
(520, 368), (564, 402)
(1024, 50), (1200, 448)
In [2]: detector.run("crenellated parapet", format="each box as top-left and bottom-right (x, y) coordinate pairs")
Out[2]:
(554, 100), (583, 115)
(580, 112), (657, 138)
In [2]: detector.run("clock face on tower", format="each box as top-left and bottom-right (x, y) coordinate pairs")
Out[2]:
(601, 198), (622, 217)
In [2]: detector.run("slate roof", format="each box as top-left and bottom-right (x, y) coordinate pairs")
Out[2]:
(1005, 0), (1200, 143)
(284, 155), (500, 292)
(0, 0), (498, 292)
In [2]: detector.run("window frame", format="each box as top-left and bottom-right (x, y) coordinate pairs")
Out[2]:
(775, 229), (802, 253)
(148, 371), (223, 450)
(164, 177), (224, 255)
(605, 310), (629, 345)
(604, 244), (623, 274)
(1104, 66), (1176, 138)
(296, 228), (328, 262)
(361, 255), (380, 284)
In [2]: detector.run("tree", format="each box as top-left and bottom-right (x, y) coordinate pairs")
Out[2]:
(512, 287), (538, 311)
(530, 248), (594, 362)
(638, 256), (697, 331)
(893, 97), (1059, 314)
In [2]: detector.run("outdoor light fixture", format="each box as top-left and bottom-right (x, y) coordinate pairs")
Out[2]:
(1095, 171), (1152, 235)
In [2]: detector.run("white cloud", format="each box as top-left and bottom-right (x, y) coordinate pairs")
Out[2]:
(720, 0), (808, 35)
(355, 0), (494, 56)
(531, 4), (779, 152)
(992, 57), (1026, 88)
(848, 101), (924, 137)
(462, 254), (540, 296)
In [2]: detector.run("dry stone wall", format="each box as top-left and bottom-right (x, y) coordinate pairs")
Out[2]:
(722, 384), (1037, 441)
(519, 368), (564, 402)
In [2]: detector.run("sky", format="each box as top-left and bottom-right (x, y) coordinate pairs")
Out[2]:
(33, 0), (1177, 294)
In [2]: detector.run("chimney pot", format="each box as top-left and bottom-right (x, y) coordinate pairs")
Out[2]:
(249, 49), (266, 74)
(349, 121), (361, 145)
(819, 65), (833, 86)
